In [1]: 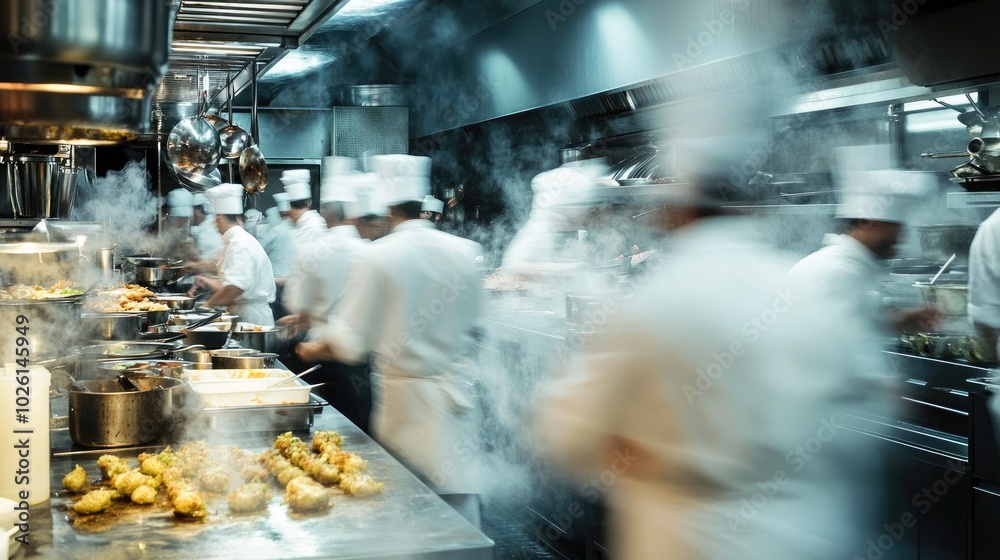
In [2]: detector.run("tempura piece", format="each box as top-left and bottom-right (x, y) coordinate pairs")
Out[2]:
(62, 464), (88, 493)
(228, 482), (272, 513)
(332, 451), (367, 476)
(96, 455), (130, 479)
(339, 473), (384, 497)
(112, 470), (155, 496)
(311, 431), (343, 455)
(72, 489), (116, 515)
(130, 485), (157, 505)
(285, 476), (332, 513)
(277, 466), (308, 487)
(161, 466), (184, 485)
(168, 481), (207, 518)
(241, 464), (270, 483)
(140, 455), (170, 477)
(198, 466), (231, 493)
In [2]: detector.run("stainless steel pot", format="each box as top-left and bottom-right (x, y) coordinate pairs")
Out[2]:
(912, 281), (968, 316)
(155, 295), (196, 310)
(168, 325), (231, 349)
(68, 376), (184, 447)
(81, 312), (143, 341)
(0, 299), (81, 361)
(136, 265), (184, 287)
(96, 360), (193, 379)
(174, 348), (214, 369)
(916, 225), (979, 266)
(231, 326), (289, 354)
(7, 155), (80, 218)
(211, 353), (277, 369)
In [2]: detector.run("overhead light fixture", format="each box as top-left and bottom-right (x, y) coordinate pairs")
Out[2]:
(261, 50), (337, 81)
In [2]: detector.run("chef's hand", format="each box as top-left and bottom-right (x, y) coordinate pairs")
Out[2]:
(278, 313), (309, 338)
(296, 341), (335, 363)
(893, 307), (943, 332)
(188, 275), (221, 297)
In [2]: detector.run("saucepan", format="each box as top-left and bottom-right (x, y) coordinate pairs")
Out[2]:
(68, 376), (185, 447)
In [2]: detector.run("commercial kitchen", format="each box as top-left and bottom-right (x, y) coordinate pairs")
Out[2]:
(4, 0), (1000, 559)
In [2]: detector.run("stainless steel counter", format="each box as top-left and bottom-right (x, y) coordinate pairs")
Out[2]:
(19, 407), (494, 559)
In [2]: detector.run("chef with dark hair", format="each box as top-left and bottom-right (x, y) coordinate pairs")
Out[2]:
(296, 154), (485, 526)
(420, 195), (444, 228)
(189, 183), (276, 326)
(191, 192), (224, 261)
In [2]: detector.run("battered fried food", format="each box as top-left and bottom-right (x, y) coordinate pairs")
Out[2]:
(96, 455), (130, 479)
(161, 466), (184, 485)
(310, 431), (344, 454)
(339, 473), (384, 497)
(72, 489), (117, 515)
(112, 470), (155, 496)
(228, 482), (272, 513)
(285, 476), (332, 513)
(241, 464), (270, 483)
(63, 464), (88, 493)
(276, 466), (308, 487)
(198, 466), (231, 493)
(130, 485), (157, 505)
(167, 481), (207, 518)
(140, 455), (170, 477)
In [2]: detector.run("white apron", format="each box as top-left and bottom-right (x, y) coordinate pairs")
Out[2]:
(228, 301), (274, 327)
(371, 357), (480, 494)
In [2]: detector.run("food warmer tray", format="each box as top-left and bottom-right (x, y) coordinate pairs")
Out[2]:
(194, 391), (327, 433)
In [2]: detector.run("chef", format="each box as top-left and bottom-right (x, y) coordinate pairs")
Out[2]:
(191, 192), (224, 261)
(967, 209), (1000, 359)
(258, 193), (294, 318)
(419, 195), (444, 228)
(296, 154), (485, 526)
(351, 174), (390, 241)
(188, 183), (276, 326)
(281, 169), (327, 249)
(788, 170), (940, 333)
(501, 159), (606, 277)
(281, 157), (371, 430)
(534, 172), (888, 559)
(161, 188), (197, 262)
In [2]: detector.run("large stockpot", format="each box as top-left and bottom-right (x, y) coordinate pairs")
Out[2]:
(135, 266), (184, 287)
(231, 326), (290, 354)
(7, 155), (81, 219)
(80, 312), (143, 341)
(0, 299), (81, 361)
(68, 376), (184, 447)
(916, 225), (979, 265)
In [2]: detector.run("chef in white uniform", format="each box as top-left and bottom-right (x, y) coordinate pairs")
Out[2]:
(282, 157), (372, 429)
(189, 183), (276, 326)
(788, 170), (939, 333)
(535, 174), (888, 559)
(296, 154), (485, 526)
(260, 194), (294, 281)
(281, 169), (327, 250)
(420, 195), (444, 228)
(352, 173), (390, 241)
(968, 208), (1000, 358)
(190, 192), (224, 261)
(162, 188), (197, 262)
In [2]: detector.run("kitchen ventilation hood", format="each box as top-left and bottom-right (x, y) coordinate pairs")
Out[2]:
(897, 0), (1000, 87)
(0, 0), (172, 144)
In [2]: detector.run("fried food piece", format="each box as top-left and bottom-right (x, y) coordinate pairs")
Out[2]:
(168, 481), (207, 518)
(277, 466), (308, 487)
(161, 466), (184, 485)
(174, 441), (211, 477)
(241, 464), (270, 483)
(97, 455), (130, 479)
(63, 464), (88, 493)
(130, 485), (157, 505)
(285, 476), (332, 513)
(260, 449), (292, 477)
(228, 482), (272, 513)
(73, 489), (116, 515)
(198, 466), (231, 493)
(339, 473), (384, 497)
(140, 456), (170, 477)
(112, 470), (155, 496)
(311, 431), (343, 455)
(332, 451), (367, 476)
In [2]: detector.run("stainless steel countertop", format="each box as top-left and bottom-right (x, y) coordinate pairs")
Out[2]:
(21, 406), (494, 559)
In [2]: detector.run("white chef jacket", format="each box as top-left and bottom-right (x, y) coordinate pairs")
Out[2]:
(291, 210), (327, 254)
(218, 225), (276, 326)
(284, 225), (366, 340)
(535, 217), (886, 560)
(192, 216), (224, 261)
(322, 219), (485, 493)
(969, 207), (1000, 330)
(259, 218), (293, 279)
(787, 233), (885, 330)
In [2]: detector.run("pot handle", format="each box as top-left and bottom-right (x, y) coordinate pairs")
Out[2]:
(172, 344), (206, 353)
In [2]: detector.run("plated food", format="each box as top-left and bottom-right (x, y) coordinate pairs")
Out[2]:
(0, 280), (83, 300)
(86, 284), (169, 312)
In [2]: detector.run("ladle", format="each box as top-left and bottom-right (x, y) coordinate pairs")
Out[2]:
(929, 253), (957, 285)
(265, 365), (321, 390)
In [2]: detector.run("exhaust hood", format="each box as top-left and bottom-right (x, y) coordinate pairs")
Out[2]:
(0, 0), (173, 144)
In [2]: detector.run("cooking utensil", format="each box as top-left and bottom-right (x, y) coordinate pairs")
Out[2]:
(231, 325), (290, 354)
(211, 353), (278, 370)
(264, 365), (321, 390)
(154, 295), (196, 310)
(916, 224), (979, 265)
(912, 281), (968, 316)
(201, 112), (230, 132)
(921, 151), (971, 159)
(930, 254), (957, 285)
(163, 154), (222, 191)
(968, 137), (1000, 172)
(7, 155), (80, 219)
(135, 265), (184, 287)
(96, 360), (194, 379)
(80, 312), (143, 341)
(950, 160), (990, 178)
(239, 145), (268, 194)
(68, 376), (184, 447)
(185, 309), (224, 330)
(173, 347), (214, 369)
(168, 324), (230, 349)
(219, 124), (254, 159)
(167, 114), (221, 175)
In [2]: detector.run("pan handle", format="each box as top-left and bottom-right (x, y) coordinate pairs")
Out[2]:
(171, 344), (206, 353)
(921, 152), (969, 159)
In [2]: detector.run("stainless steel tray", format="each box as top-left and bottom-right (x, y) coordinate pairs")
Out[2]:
(196, 391), (327, 433)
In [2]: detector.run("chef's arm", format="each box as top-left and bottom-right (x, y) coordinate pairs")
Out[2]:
(974, 322), (1000, 361)
(206, 285), (244, 308)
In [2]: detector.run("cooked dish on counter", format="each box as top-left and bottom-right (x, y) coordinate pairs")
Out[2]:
(61, 432), (383, 524)
(0, 280), (83, 300)
(86, 283), (169, 311)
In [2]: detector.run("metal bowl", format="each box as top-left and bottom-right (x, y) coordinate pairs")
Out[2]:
(912, 281), (969, 316)
(155, 295), (197, 310)
(239, 145), (268, 194)
(167, 116), (221, 174)
(167, 324), (231, 349)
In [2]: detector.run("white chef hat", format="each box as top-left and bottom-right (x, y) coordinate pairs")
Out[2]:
(283, 182), (311, 202)
(322, 156), (357, 178)
(421, 195), (444, 214)
(836, 170), (935, 224)
(192, 192), (212, 214)
(320, 156), (358, 204)
(167, 188), (194, 218)
(370, 155), (431, 206)
(207, 183), (244, 215)
(273, 192), (291, 212)
(353, 173), (388, 218)
(280, 169), (311, 187)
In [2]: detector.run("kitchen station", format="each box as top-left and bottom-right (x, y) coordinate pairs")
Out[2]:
(8, 0), (1000, 559)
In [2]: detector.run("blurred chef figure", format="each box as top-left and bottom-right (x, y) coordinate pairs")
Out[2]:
(281, 157), (371, 430)
(788, 169), (940, 333)
(535, 172), (888, 559)
(281, 169), (327, 246)
(296, 154), (485, 526)
(351, 174), (390, 241)
(420, 195), (444, 228)
(189, 184), (276, 326)
(501, 159), (606, 277)
(191, 192), (224, 261)
(259, 192), (294, 318)
(968, 209), (1000, 359)
(162, 188), (198, 261)
(243, 208), (263, 239)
